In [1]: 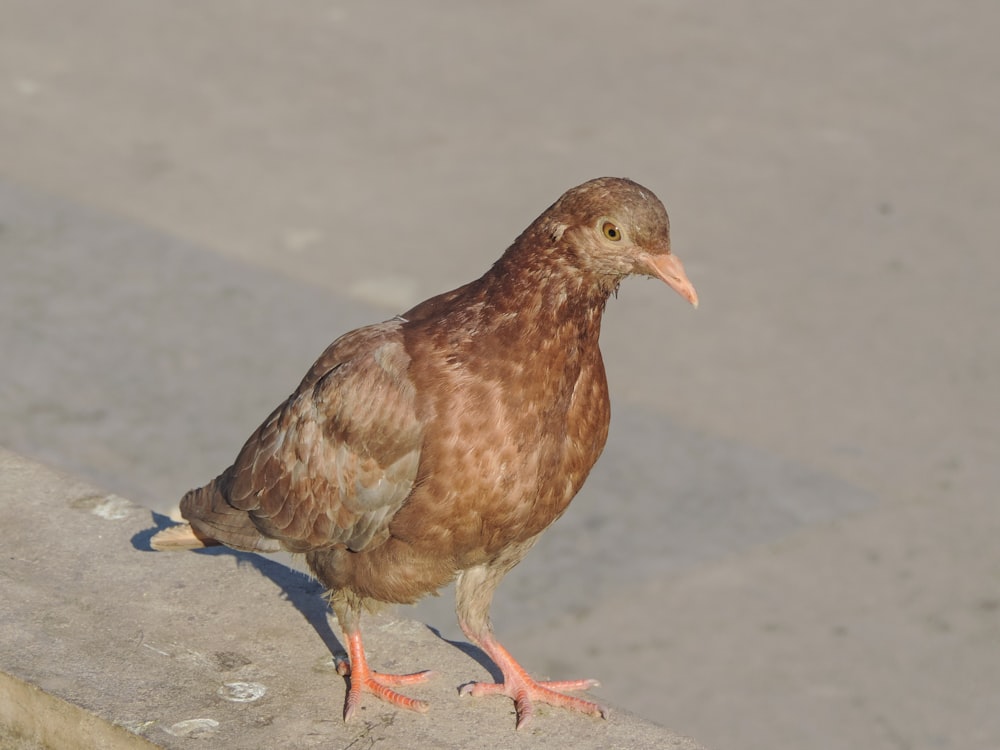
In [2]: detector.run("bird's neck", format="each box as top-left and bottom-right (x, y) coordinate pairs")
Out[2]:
(474, 234), (617, 342)
(401, 233), (617, 366)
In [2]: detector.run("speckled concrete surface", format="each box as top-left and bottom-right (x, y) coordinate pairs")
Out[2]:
(0, 448), (704, 749)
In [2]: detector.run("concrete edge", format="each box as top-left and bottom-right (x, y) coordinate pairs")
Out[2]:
(0, 671), (158, 750)
(0, 446), (708, 749)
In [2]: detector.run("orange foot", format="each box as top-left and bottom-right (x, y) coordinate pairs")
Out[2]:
(338, 630), (432, 721)
(459, 635), (608, 729)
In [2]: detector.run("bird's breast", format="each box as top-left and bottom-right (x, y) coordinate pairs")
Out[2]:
(390, 330), (610, 566)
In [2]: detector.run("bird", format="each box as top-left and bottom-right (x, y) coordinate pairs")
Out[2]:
(151, 176), (698, 729)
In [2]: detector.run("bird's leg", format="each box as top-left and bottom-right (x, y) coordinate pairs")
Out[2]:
(455, 561), (609, 730)
(333, 598), (432, 721)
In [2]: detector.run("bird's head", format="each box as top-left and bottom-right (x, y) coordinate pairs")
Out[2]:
(533, 177), (698, 308)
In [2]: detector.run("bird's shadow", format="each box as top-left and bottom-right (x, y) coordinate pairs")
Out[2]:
(134, 513), (343, 659)
(134, 513), (500, 681)
(425, 626), (502, 683)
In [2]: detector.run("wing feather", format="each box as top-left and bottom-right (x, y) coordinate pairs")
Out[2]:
(226, 321), (422, 553)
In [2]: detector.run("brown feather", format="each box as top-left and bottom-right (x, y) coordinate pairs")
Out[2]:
(156, 178), (698, 722)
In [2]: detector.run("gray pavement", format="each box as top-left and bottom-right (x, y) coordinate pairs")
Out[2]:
(1, 2), (998, 748)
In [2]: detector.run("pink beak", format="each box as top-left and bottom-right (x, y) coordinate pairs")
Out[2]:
(640, 251), (699, 308)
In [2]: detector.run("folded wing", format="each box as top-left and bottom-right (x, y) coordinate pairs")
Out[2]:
(184, 320), (423, 554)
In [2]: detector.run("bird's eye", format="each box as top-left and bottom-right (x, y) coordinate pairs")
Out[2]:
(602, 222), (622, 241)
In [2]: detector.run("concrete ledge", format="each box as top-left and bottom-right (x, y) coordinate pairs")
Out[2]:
(0, 448), (707, 749)
(0, 671), (158, 750)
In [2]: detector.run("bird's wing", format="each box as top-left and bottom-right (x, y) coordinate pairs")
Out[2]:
(225, 320), (423, 553)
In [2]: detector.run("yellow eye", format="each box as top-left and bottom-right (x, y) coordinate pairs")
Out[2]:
(602, 221), (622, 241)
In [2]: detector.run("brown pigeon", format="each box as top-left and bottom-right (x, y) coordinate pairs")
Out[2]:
(151, 177), (698, 729)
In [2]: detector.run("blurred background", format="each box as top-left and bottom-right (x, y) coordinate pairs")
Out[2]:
(1, 2), (997, 748)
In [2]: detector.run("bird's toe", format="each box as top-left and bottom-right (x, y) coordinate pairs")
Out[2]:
(460, 675), (607, 729)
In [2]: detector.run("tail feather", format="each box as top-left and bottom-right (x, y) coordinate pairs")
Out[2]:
(154, 471), (282, 554)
